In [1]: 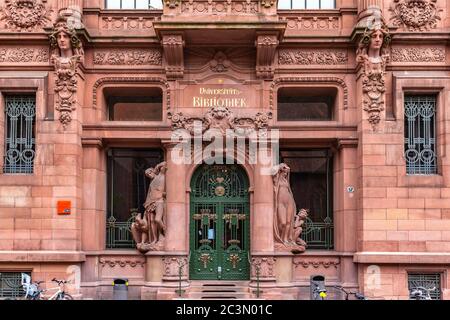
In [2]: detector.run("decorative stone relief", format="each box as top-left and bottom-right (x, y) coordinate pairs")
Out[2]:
(272, 163), (308, 253)
(255, 34), (279, 79)
(389, 0), (441, 31)
(180, 0), (259, 14)
(279, 16), (340, 31)
(356, 21), (391, 130)
(168, 106), (272, 135)
(250, 257), (276, 279)
(99, 258), (145, 268)
(161, 34), (185, 79)
(0, 48), (48, 62)
(0, 0), (51, 32)
(163, 257), (188, 278)
(209, 51), (231, 72)
(101, 16), (156, 30)
(293, 258), (340, 269)
(131, 162), (167, 253)
(391, 47), (445, 62)
(278, 49), (348, 65)
(93, 50), (162, 66)
(49, 16), (84, 128)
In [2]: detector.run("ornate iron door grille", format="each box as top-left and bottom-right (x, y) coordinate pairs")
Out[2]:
(190, 164), (250, 280)
(408, 273), (441, 300)
(0, 272), (27, 298)
(3, 95), (36, 174)
(404, 95), (437, 175)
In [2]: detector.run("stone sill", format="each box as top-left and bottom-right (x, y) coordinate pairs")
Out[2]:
(0, 251), (86, 262)
(354, 252), (450, 264)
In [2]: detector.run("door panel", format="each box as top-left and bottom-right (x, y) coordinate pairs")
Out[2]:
(190, 164), (250, 280)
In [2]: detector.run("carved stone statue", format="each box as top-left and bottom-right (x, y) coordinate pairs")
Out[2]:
(293, 209), (308, 247)
(272, 163), (306, 253)
(131, 211), (150, 253)
(49, 15), (84, 128)
(143, 161), (167, 251)
(356, 20), (391, 130)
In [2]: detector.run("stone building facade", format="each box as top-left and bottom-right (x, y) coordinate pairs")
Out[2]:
(0, 0), (449, 300)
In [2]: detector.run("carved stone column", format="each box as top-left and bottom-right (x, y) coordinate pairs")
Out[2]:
(252, 139), (275, 253)
(162, 141), (188, 252)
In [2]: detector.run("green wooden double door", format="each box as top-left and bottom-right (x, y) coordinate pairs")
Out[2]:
(190, 164), (250, 280)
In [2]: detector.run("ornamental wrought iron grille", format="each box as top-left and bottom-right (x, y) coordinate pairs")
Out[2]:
(3, 96), (36, 174)
(106, 148), (163, 249)
(408, 273), (441, 300)
(280, 149), (334, 249)
(404, 95), (437, 175)
(0, 272), (27, 298)
(190, 164), (250, 280)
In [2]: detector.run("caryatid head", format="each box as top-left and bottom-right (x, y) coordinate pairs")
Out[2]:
(49, 16), (83, 59)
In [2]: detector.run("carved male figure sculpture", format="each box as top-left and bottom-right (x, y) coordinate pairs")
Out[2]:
(293, 209), (308, 247)
(272, 163), (306, 253)
(144, 161), (167, 250)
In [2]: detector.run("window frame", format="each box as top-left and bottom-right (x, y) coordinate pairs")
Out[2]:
(104, 0), (162, 10)
(403, 94), (438, 175)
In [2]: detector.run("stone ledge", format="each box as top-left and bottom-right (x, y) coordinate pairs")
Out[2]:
(0, 251), (86, 262)
(354, 252), (450, 264)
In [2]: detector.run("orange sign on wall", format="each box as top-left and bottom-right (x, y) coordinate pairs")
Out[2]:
(57, 201), (71, 215)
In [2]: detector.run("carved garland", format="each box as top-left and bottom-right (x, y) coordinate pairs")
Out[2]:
(293, 259), (340, 269)
(250, 257), (276, 278)
(270, 77), (348, 110)
(0, 0), (52, 32)
(92, 77), (171, 110)
(99, 258), (145, 268)
(162, 257), (188, 277)
(389, 0), (442, 31)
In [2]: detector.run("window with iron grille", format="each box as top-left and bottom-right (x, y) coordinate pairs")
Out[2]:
(278, 0), (335, 9)
(106, 148), (164, 249)
(3, 95), (36, 174)
(105, 0), (163, 9)
(280, 149), (334, 249)
(408, 273), (441, 300)
(0, 272), (26, 298)
(404, 95), (437, 175)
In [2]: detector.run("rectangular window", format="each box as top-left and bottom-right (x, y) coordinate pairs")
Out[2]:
(106, 148), (164, 249)
(3, 95), (36, 174)
(408, 273), (441, 300)
(404, 95), (437, 175)
(280, 149), (334, 249)
(105, 0), (163, 9)
(0, 272), (27, 299)
(277, 87), (335, 121)
(278, 0), (335, 9)
(106, 87), (163, 121)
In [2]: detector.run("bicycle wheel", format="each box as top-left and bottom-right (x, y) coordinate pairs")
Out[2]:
(56, 293), (73, 300)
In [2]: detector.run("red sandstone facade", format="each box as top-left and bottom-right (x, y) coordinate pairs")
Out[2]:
(0, 0), (449, 300)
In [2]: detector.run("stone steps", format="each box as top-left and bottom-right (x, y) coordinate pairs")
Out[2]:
(187, 281), (252, 300)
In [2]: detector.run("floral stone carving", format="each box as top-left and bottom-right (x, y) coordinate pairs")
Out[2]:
(356, 20), (391, 130)
(390, 0), (441, 31)
(168, 106), (272, 136)
(0, 0), (51, 32)
(49, 16), (84, 128)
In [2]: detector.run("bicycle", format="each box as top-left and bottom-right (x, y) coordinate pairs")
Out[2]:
(21, 273), (73, 300)
(333, 285), (367, 300)
(409, 286), (435, 300)
(311, 282), (328, 300)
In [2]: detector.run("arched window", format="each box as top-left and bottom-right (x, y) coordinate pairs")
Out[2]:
(278, 0), (335, 9)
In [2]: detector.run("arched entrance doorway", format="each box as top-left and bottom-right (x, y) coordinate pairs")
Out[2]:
(189, 164), (250, 280)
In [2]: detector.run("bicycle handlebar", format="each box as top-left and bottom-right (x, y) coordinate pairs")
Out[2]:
(51, 278), (68, 285)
